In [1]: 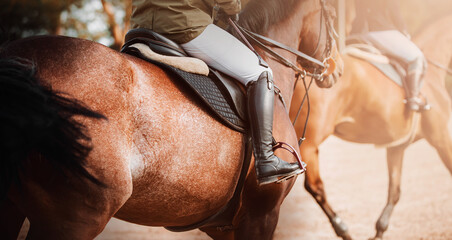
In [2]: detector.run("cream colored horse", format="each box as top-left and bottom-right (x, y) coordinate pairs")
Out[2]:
(290, 15), (452, 240)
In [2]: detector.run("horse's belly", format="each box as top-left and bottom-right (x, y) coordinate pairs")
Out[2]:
(111, 62), (247, 226)
(114, 146), (243, 226)
(113, 124), (245, 227)
(334, 116), (411, 145)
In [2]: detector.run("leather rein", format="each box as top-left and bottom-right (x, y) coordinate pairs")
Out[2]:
(427, 58), (452, 76)
(230, 0), (337, 82)
(229, 0), (338, 146)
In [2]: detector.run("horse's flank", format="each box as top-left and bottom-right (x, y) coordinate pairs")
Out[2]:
(3, 35), (244, 227)
(0, 0), (339, 238)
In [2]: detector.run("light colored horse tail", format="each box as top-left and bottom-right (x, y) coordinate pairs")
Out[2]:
(0, 57), (106, 199)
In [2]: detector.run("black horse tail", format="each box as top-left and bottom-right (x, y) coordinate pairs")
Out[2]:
(0, 57), (106, 199)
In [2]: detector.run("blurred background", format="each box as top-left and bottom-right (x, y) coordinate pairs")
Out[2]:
(1, 0), (452, 47)
(0, 0), (132, 50)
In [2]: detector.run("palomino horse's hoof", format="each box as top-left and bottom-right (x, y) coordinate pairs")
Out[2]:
(331, 216), (351, 240)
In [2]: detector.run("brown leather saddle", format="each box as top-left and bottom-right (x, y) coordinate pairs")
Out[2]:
(346, 35), (406, 87)
(121, 28), (248, 133)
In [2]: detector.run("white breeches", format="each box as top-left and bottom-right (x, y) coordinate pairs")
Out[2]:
(181, 24), (272, 86)
(365, 30), (426, 74)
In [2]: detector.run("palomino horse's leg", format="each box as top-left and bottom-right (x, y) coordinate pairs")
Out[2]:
(0, 197), (26, 240)
(371, 145), (406, 240)
(422, 114), (452, 175)
(303, 144), (352, 240)
(428, 134), (452, 173)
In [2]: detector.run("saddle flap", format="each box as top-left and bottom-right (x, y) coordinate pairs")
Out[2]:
(209, 69), (247, 121)
(345, 36), (406, 86)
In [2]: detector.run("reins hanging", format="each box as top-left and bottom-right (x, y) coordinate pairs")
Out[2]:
(427, 59), (452, 76)
(227, 0), (337, 147)
(292, 74), (314, 146)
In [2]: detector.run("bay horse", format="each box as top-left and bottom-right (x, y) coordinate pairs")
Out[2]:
(290, 14), (452, 240)
(0, 0), (339, 239)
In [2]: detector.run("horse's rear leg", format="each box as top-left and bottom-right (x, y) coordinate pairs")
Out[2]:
(200, 227), (234, 240)
(22, 180), (131, 240)
(11, 167), (132, 239)
(201, 194), (281, 240)
(202, 173), (297, 240)
(371, 145), (405, 240)
(303, 145), (352, 240)
(23, 191), (126, 240)
(0, 197), (26, 240)
(234, 204), (281, 240)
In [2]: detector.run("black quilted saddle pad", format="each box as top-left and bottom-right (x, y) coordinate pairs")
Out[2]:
(124, 48), (248, 133)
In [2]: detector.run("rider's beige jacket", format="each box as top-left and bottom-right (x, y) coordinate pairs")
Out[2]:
(131, 0), (241, 44)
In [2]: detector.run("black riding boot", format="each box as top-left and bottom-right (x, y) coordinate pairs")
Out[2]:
(405, 62), (430, 111)
(247, 72), (302, 186)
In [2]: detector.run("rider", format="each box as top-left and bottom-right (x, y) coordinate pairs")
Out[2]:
(130, 0), (303, 185)
(350, 0), (430, 111)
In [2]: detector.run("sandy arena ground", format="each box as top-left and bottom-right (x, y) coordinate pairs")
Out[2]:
(19, 120), (452, 240)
